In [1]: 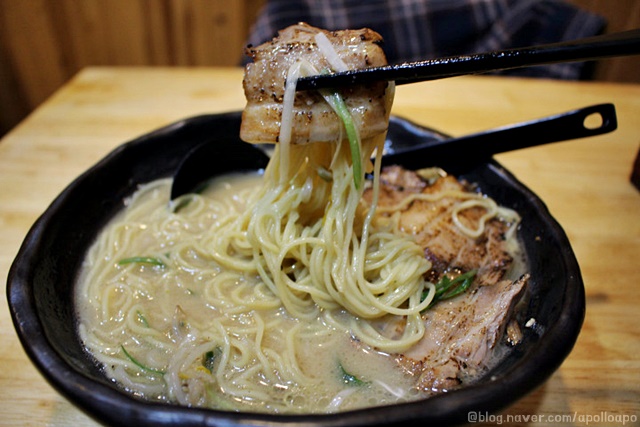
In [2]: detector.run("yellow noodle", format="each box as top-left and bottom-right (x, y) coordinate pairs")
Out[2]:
(75, 56), (523, 414)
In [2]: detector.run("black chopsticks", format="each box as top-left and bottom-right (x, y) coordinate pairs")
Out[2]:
(296, 29), (640, 91)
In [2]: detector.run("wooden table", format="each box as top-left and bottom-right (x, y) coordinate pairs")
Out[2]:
(1, 67), (638, 426)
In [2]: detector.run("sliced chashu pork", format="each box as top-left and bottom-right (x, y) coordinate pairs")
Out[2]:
(398, 275), (527, 392)
(374, 166), (516, 286)
(366, 166), (528, 392)
(241, 23), (393, 144)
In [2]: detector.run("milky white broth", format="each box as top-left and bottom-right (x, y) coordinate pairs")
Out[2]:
(75, 174), (432, 413)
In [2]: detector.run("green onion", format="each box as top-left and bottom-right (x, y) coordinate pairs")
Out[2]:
(338, 362), (368, 387)
(422, 269), (477, 310)
(202, 347), (222, 374)
(117, 256), (166, 267)
(136, 310), (149, 327)
(319, 85), (362, 190)
(121, 345), (165, 375)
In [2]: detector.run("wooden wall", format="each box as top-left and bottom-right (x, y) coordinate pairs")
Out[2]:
(565, 0), (640, 82)
(0, 0), (266, 135)
(1, 0), (638, 137)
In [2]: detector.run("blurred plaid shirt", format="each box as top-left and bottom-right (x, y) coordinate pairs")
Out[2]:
(245, 0), (605, 80)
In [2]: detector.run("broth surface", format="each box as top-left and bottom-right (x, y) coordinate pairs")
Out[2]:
(76, 174), (429, 413)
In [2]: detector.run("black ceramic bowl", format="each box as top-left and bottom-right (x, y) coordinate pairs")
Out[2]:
(8, 112), (584, 427)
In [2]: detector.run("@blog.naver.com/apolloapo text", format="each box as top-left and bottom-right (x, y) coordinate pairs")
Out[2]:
(467, 411), (638, 425)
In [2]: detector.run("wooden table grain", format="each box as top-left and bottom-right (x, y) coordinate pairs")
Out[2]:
(1, 67), (638, 426)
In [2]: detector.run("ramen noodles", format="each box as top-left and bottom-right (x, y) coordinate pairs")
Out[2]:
(75, 23), (527, 413)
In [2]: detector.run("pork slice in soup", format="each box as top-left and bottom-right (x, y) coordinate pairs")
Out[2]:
(365, 165), (528, 392)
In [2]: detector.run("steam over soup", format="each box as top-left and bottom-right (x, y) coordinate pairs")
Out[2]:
(75, 23), (528, 414)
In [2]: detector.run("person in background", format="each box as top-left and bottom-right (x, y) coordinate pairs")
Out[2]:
(245, 0), (605, 80)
